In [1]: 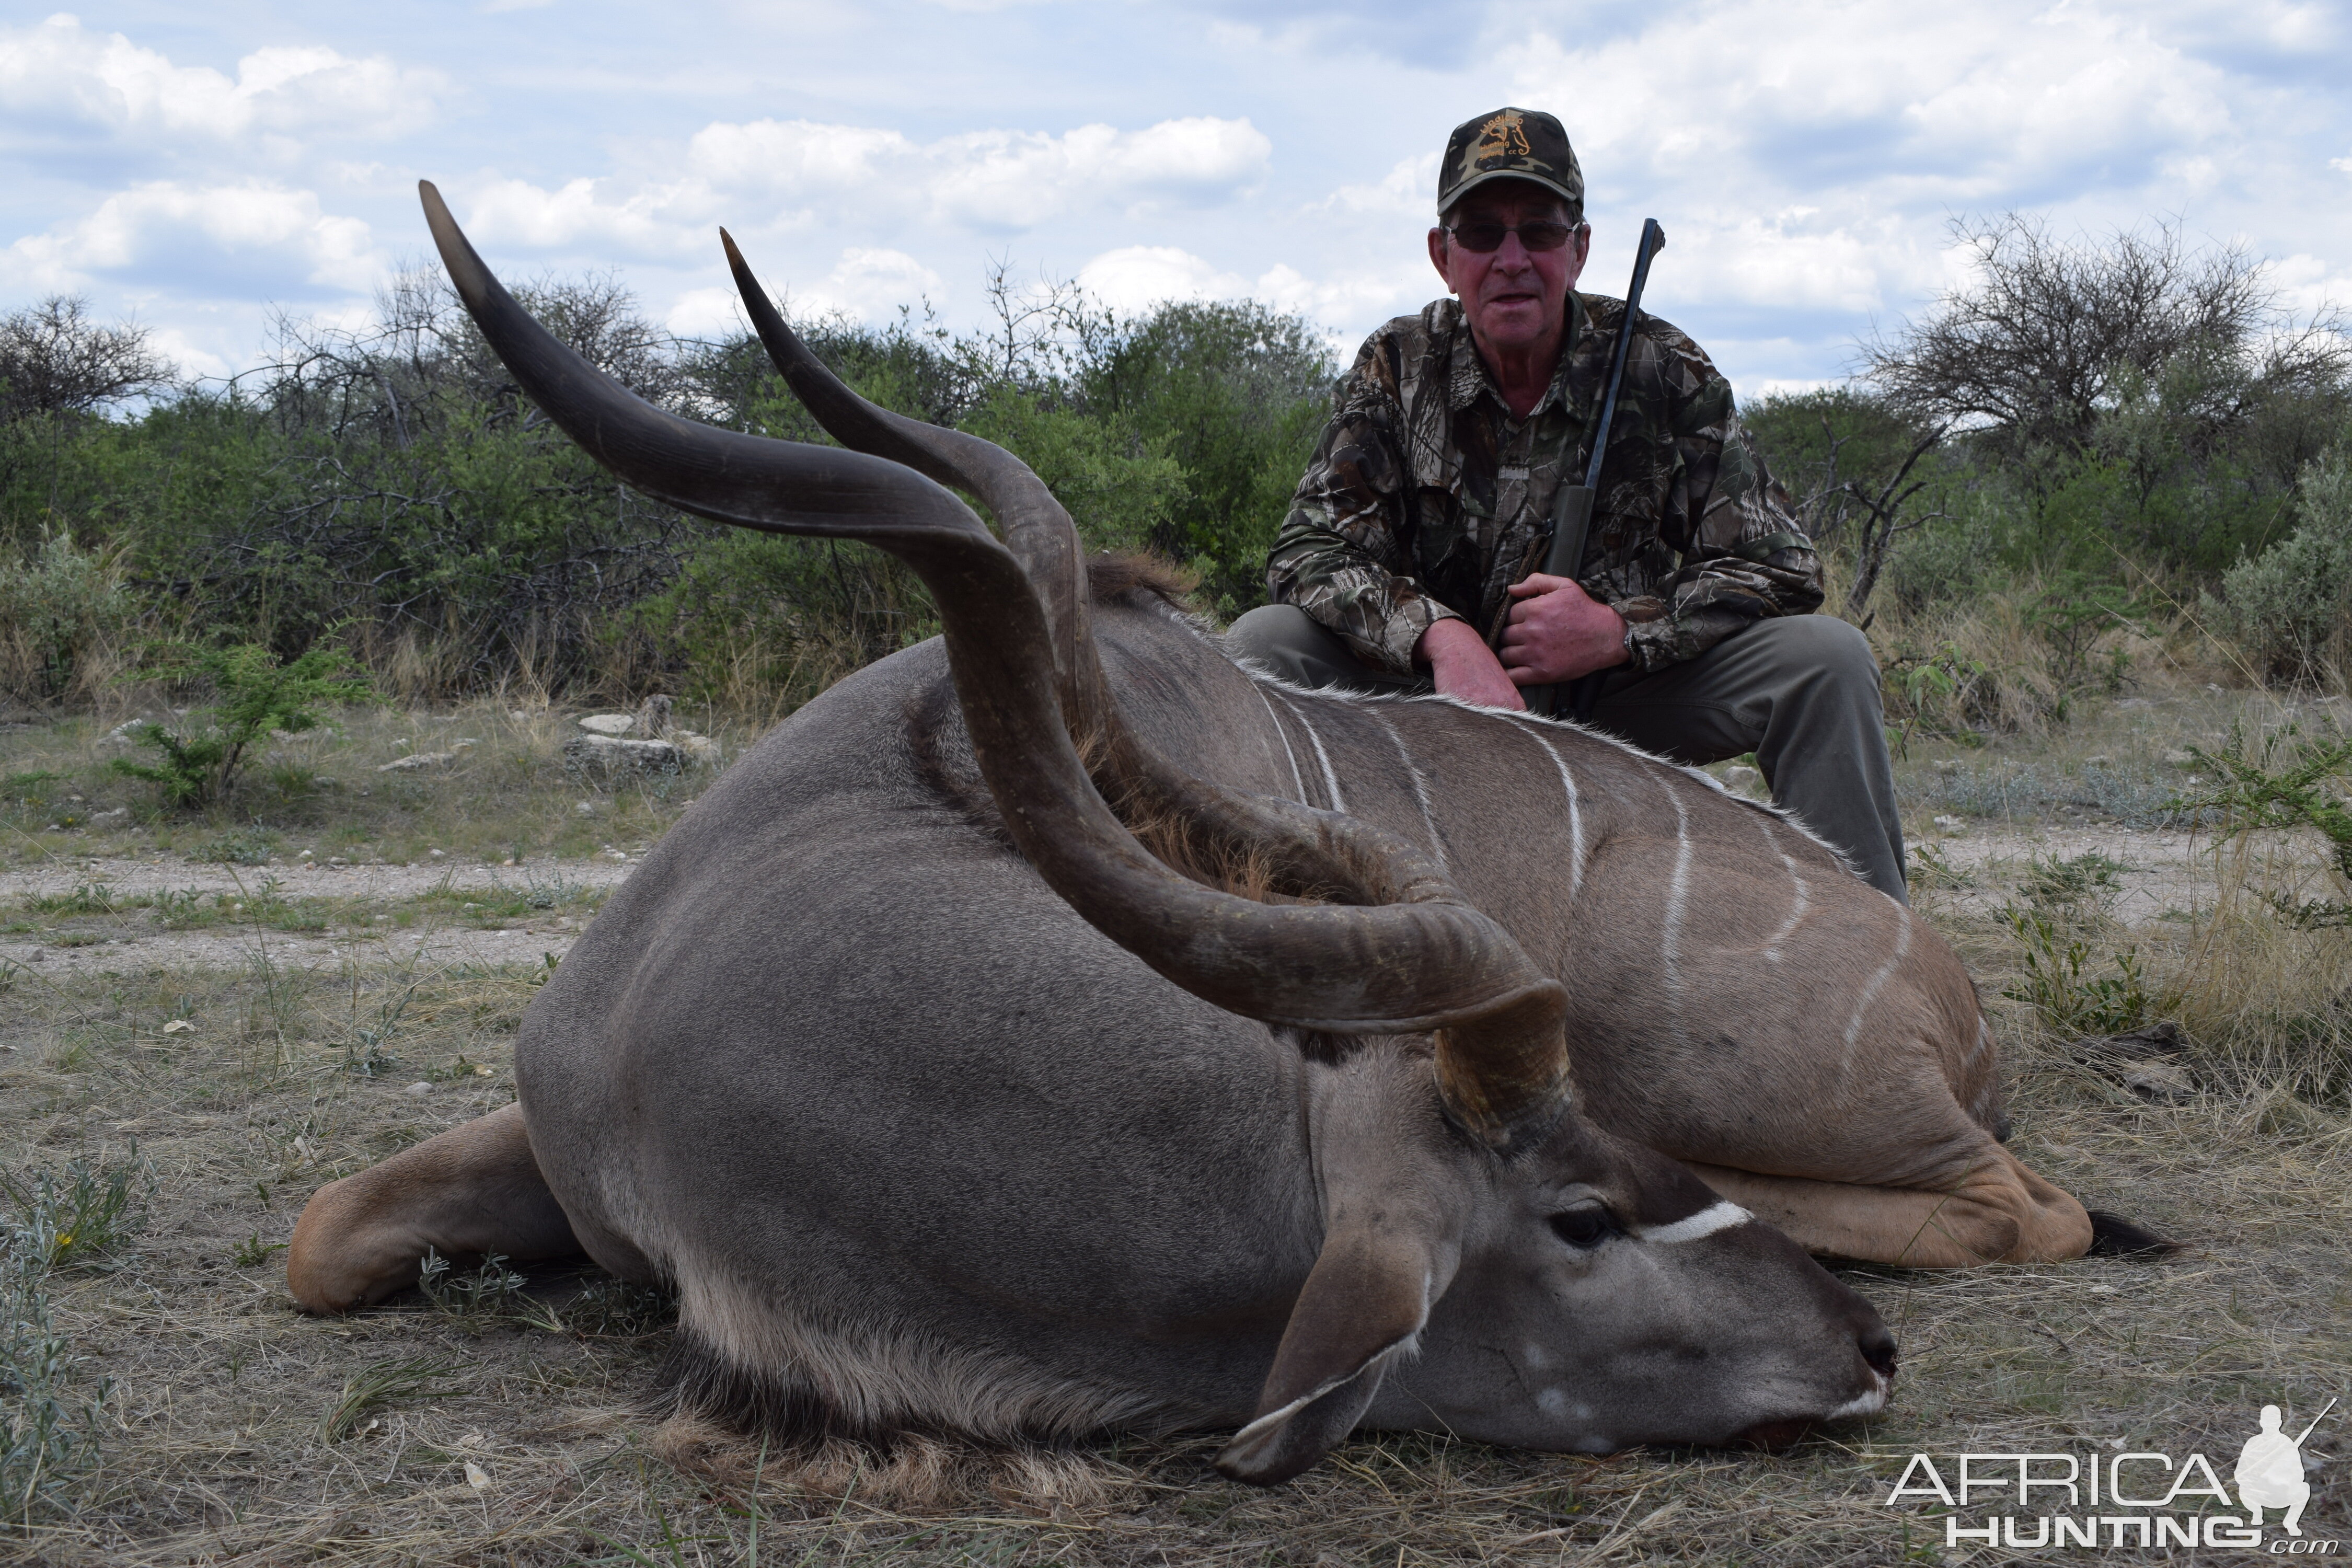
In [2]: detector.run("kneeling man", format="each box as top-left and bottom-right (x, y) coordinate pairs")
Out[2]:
(1230, 107), (1907, 902)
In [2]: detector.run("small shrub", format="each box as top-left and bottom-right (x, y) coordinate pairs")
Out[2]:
(0, 1152), (144, 1521)
(0, 1244), (103, 1525)
(0, 1150), (152, 1272)
(110, 642), (371, 808)
(417, 1248), (532, 1331)
(2003, 907), (2159, 1035)
(0, 528), (135, 706)
(2173, 721), (2352, 925)
(230, 1233), (286, 1268)
(2206, 448), (2352, 685)
(561, 1278), (676, 1338)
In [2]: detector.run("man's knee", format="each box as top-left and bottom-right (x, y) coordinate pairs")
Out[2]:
(1224, 604), (1413, 695)
(1747, 615), (1882, 698)
(1226, 603), (1322, 669)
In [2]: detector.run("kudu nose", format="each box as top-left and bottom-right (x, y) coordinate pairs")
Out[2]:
(1860, 1324), (1899, 1381)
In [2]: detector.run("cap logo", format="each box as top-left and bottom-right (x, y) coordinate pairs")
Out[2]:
(1474, 110), (1531, 168)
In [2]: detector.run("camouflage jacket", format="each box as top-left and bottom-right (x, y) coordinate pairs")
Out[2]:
(1268, 295), (1821, 676)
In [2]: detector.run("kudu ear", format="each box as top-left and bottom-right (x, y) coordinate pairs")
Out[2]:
(1213, 1213), (1457, 1485)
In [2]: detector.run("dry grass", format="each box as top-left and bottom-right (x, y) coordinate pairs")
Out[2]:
(1, 696), (778, 872)
(1, 674), (2348, 1563)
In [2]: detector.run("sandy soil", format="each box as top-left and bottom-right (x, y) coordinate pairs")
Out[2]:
(4, 822), (2332, 978)
(1, 854), (632, 977)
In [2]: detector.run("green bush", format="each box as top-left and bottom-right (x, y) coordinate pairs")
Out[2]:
(2206, 448), (2352, 683)
(0, 528), (134, 705)
(111, 642), (371, 808)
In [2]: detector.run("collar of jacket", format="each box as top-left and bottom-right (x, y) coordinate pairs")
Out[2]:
(1441, 291), (1590, 421)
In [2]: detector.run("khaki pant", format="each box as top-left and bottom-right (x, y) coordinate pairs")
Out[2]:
(1225, 605), (1908, 903)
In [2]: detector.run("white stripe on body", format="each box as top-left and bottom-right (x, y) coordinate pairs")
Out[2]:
(1253, 685), (1307, 802)
(1370, 709), (1448, 872)
(1500, 717), (1586, 899)
(1275, 694), (1346, 814)
(1661, 781), (1693, 1031)
(1639, 1200), (1753, 1244)
(1755, 820), (1812, 966)
(1840, 906), (1914, 1078)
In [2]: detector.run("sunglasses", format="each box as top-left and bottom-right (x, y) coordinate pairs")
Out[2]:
(1445, 220), (1579, 254)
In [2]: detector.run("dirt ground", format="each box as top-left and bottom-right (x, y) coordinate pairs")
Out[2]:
(3, 701), (2348, 1565)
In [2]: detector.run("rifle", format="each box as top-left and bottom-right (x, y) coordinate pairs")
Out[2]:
(1525, 217), (1666, 720)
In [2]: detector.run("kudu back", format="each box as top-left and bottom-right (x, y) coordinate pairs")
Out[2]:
(287, 186), (2138, 1482)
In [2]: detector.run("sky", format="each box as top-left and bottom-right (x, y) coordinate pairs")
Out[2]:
(3, 0), (2349, 402)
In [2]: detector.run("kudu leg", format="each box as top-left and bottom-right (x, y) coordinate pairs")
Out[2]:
(287, 1103), (581, 1313)
(1686, 1148), (2094, 1266)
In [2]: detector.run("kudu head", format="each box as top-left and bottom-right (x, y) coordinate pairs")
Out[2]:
(417, 182), (1895, 1481)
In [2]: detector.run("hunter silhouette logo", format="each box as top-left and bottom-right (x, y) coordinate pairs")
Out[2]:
(1474, 111), (1531, 167)
(2238, 1400), (2331, 1536)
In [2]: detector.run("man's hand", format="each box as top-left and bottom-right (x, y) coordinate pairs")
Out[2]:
(1414, 617), (1525, 710)
(1498, 574), (1631, 684)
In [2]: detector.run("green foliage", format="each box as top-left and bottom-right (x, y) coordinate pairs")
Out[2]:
(229, 1232), (286, 1269)
(0, 1150), (152, 1273)
(0, 528), (132, 704)
(109, 642), (370, 808)
(2206, 448), (2352, 683)
(2001, 850), (2164, 1035)
(2016, 570), (2146, 707)
(2172, 721), (2352, 926)
(959, 384), (1187, 554)
(1070, 300), (1335, 617)
(1, 1241), (95, 1525)
(416, 1247), (533, 1331)
(1881, 641), (1998, 750)
(2003, 907), (2156, 1035)
(1, 1153), (147, 1523)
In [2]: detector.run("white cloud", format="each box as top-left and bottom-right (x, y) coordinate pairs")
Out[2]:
(1077, 246), (1250, 313)
(4, 180), (381, 295)
(1319, 153), (1439, 218)
(781, 248), (946, 324)
(459, 114), (1274, 256)
(0, 14), (442, 149)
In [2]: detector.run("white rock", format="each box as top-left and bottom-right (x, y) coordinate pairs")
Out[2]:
(563, 734), (684, 780)
(1932, 814), (1965, 831)
(577, 713), (637, 736)
(1722, 764), (1762, 795)
(377, 751), (456, 772)
(574, 801), (596, 817)
(161, 1019), (195, 1035)
(675, 733), (721, 763)
(405, 1081), (433, 1097)
(88, 806), (128, 824)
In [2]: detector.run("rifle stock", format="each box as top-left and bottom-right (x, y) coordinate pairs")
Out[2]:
(1525, 218), (1665, 720)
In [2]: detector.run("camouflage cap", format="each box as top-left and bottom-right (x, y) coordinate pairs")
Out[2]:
(1437, 108), (1584, 218)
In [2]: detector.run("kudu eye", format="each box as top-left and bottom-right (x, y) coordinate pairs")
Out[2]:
(1548, 1205), (1616, 1250)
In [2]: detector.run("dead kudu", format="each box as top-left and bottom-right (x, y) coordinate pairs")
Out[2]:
(290, 185), (2163, 1483)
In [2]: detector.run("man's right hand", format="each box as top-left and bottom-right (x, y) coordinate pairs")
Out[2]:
(1415, 617), (1526, 710)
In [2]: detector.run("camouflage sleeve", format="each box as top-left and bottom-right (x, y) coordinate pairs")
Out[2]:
(1622, 333), (1825, 674)
(1265, 337), (1462, 675)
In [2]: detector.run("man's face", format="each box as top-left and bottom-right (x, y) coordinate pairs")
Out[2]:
(1427, 182), (1591, 362)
